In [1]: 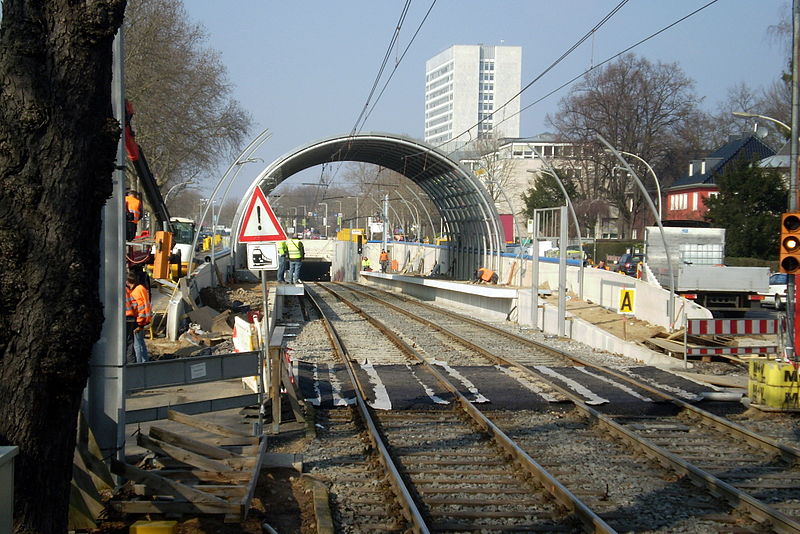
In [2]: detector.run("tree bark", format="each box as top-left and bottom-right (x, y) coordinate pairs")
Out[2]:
(0, 2), (126, 533)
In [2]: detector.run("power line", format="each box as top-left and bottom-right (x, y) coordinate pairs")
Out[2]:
(441, 0), (630, 150)
(350, 0), (413, 135)
(360, 0), (438, 131)
(488, 0), (722, 135)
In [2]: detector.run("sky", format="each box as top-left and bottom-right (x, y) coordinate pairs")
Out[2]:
(183, 0), (790, 198)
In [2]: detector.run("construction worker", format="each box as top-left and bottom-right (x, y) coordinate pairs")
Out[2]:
(362, 256), (372, 271)
(276, 240), (289, 283)
(125, 190), (142, 241)
(125, 271), (152, 363)
(379, 250), (390, 273)
(286, 236), (304, 284)
(471, 267), (498, 284)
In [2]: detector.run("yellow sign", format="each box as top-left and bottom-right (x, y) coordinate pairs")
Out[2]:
(618, 288), (635, 314)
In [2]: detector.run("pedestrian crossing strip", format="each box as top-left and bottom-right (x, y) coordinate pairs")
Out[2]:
(295, 361), (717, 414)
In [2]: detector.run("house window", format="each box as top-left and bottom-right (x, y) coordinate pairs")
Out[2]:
(669, 193), (688, 211)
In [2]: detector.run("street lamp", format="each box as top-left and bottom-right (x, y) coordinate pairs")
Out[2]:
(164, 179), (194, 206)
(612, 150), (662, 222)
(599, 134), (676, 332)
(732, 111), (791, 133)
(319, 202), (329, 238)
(733, 110), (796, 358)
(527, 144), (585, 301)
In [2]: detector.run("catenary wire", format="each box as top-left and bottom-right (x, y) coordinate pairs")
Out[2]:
(359, 0), (439, 131)
(487, 0), (723, 135)
(350, 0), (413, 135)
(439, 0), (630, 150)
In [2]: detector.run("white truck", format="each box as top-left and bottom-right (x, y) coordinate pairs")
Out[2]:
(644, 226), (769, 315)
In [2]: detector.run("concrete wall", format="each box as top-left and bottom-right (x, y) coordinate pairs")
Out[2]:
(363, 242), (711, 330)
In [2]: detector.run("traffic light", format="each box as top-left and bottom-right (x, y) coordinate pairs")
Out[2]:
(780, 212), (800, 274)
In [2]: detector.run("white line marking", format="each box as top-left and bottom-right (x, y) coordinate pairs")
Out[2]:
(574, 367), (652, 402)
(407, 364), (449, 404)
(494, 365), (560, 402)
(362, 361), (392, 410)
(534, 366), (609, 405)
(431, 359), (490, 403)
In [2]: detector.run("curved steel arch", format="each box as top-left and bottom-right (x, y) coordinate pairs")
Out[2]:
(232, 133), (502, 279)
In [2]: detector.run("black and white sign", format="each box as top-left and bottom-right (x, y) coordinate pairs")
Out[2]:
(247, 243), (278, 271)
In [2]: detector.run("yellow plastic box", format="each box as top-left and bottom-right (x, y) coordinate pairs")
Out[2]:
(749, 360), (800, 386)
(748, 380), (800, 409)
(130, 520), (178, 534)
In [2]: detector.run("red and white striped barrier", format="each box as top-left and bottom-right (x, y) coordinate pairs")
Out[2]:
(687, 319), (779, 336)
(686, 345), (778, 356)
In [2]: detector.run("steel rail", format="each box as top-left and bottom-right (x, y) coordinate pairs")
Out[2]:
(354, 284), (800, 461)
(315, 283), (616, 534)
(304, 289), (429, 534)
(339, 282), (800, 533)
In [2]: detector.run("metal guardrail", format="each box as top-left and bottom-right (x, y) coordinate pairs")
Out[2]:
(125, 351), (259, 393)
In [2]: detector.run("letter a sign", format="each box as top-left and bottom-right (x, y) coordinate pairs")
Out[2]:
(618, 288), (635, 315)
(239, 186), (287, 242)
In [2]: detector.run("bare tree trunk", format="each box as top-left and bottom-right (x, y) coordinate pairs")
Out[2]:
(0, 2), (126, 533)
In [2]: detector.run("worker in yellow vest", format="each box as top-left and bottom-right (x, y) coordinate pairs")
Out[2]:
(276, 240), (289, 283)
(285, 237), (304, 284)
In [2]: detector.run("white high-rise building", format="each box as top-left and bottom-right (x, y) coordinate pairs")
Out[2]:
(424, 45), (521, 150)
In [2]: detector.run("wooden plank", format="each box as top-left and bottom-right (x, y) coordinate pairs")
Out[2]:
(134, 484), (247, 499)
(282, 362), (305, 423)
(157, 470), (251, 484)
(304, 476), (335, 534)
(111, 500), (240, 516)
(241, 436), (269, 519)
(167, 409), (252, 438)
(149, 426), (242, 460)
(137, 434), (235, 473)
(110, 460), (226, 504)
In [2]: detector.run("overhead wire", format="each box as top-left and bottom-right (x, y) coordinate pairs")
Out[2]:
(439, 0), (630, 151)
(360, 0), (438, 130)
(489, 0), (722, 134)
(350, 0), (413, 136)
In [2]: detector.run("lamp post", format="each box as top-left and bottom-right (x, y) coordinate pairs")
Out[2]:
(599, 134), (677, 332)
(405, 185), (436, 242)
(613, 150), (662, 221)
(733, 109), (796, 358)
(732, 111), (791, 133)
(319, 202), (329, 238)
(527, 145), (585, 300)
(298, 205), (306, 236)
(164, 179), (194, 206)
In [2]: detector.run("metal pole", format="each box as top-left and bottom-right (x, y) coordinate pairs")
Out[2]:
(210, 200), (216, 285)
(618, 151), (662, 221)
(531, 214), (540, 329)
(258, 270), (269, 434)
(789, 0), (800, 360)
(383, 194), (389, 252)
(598, 134), (677, 331)
(558, 206), (568, 337)
(87, 29), (127, 462)
(527, 146), (585, 300)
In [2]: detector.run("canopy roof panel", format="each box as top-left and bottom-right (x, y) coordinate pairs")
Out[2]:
(233, 133), (503, 279)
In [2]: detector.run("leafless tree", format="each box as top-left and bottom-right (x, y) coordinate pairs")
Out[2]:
(123, 0), (252, 191)
(0, 2), (126, 533)
(548, 53), (703, 237)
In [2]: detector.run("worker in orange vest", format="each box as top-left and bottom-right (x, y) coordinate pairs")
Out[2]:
(379, 250), (390, 273)
(471, 267), (498, 284)
(125, 190), (142, 241)
(125, 271), (152, 363)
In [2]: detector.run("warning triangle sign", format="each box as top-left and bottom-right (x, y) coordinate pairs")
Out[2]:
(238, 186), (287, 242)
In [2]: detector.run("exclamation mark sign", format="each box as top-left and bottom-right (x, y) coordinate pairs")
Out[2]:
(256, 206), (262, 231)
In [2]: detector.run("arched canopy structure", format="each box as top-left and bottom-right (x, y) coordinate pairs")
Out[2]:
(232, 133), (503, 279)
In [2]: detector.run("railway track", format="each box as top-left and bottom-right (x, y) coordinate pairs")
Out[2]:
(298, 282), (800, 533)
